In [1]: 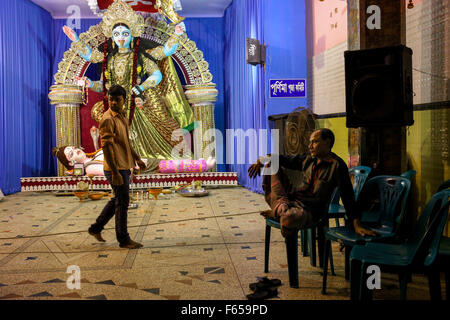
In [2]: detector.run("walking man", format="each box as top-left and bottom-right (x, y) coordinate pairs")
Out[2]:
(88, 84), (146, 249)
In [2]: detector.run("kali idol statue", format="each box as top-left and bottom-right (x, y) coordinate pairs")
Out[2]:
(63, 0), (194, 161)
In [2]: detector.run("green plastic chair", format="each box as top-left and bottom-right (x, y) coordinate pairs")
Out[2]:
(437, 179), (450, 192)
(351, 166), (373, 200)
(349, 189), (450, 300)
(426, 179), (450, 300)
(434, 236), (450, 300)
(361, 170), (416, 225)
(304, 166), (372, 273)
(400, 170), (417, 181)
(328, 166), (372, 227)
(304, 165), (372, 268)
(264, 188), (337, 288)
(321, 175), (411, 294)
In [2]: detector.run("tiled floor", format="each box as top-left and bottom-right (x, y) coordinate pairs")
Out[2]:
(0, 186), (444, 300)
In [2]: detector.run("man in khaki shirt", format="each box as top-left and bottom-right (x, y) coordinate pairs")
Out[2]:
(88, 85), (146, 249)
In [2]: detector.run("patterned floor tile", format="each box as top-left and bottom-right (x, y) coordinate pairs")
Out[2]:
(29, 291), (53, 297)
(58, 292), (82, 298)
(142, 288), (160, 295)
(0, 187), (442, 300)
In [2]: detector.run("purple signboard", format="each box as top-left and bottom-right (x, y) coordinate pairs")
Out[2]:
(269, 79), (306, 98)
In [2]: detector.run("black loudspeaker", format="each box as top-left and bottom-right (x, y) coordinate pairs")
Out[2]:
(345, 45), (414, 128)
(246, 38), (266, 65)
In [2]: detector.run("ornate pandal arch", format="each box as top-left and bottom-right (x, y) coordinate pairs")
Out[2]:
(50, 16), (218, 175)
(54, 17), (212, 85)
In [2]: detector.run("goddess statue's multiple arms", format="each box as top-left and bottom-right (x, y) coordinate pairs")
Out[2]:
(132, 22), (185, 95)
(63, 26), (101, 63)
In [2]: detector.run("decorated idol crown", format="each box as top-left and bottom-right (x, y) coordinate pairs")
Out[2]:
(100, 0), (146, 38)
(99, 0), (184, 36)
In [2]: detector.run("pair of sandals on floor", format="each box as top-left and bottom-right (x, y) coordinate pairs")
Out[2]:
(246, 277), (282, 300)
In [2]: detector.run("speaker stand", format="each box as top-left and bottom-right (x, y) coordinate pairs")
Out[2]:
(359, 127), (407, 176)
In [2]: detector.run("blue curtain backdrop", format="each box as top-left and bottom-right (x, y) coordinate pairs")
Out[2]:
(224, 0), (267, 193)
(223, 0), (307, 192)
(0, 0), (55, 195)
(264, 0), (307, 116)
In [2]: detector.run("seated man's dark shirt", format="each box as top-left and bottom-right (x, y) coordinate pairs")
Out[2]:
(263, 152), (359, 223)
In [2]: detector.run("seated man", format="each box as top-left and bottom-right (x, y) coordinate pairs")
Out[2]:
(248, 128), (377, 238)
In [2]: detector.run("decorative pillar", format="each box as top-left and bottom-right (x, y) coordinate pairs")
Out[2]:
(48, 84), (83, 176)
(184, 83), (218, 171)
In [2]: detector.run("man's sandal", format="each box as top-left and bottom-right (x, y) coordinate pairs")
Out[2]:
(249, 277), (282, 291)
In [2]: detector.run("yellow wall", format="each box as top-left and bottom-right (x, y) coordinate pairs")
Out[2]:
(317, 117), (349, 163)
(407, 108), (450, 236)
(319, 108), (450, 236)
